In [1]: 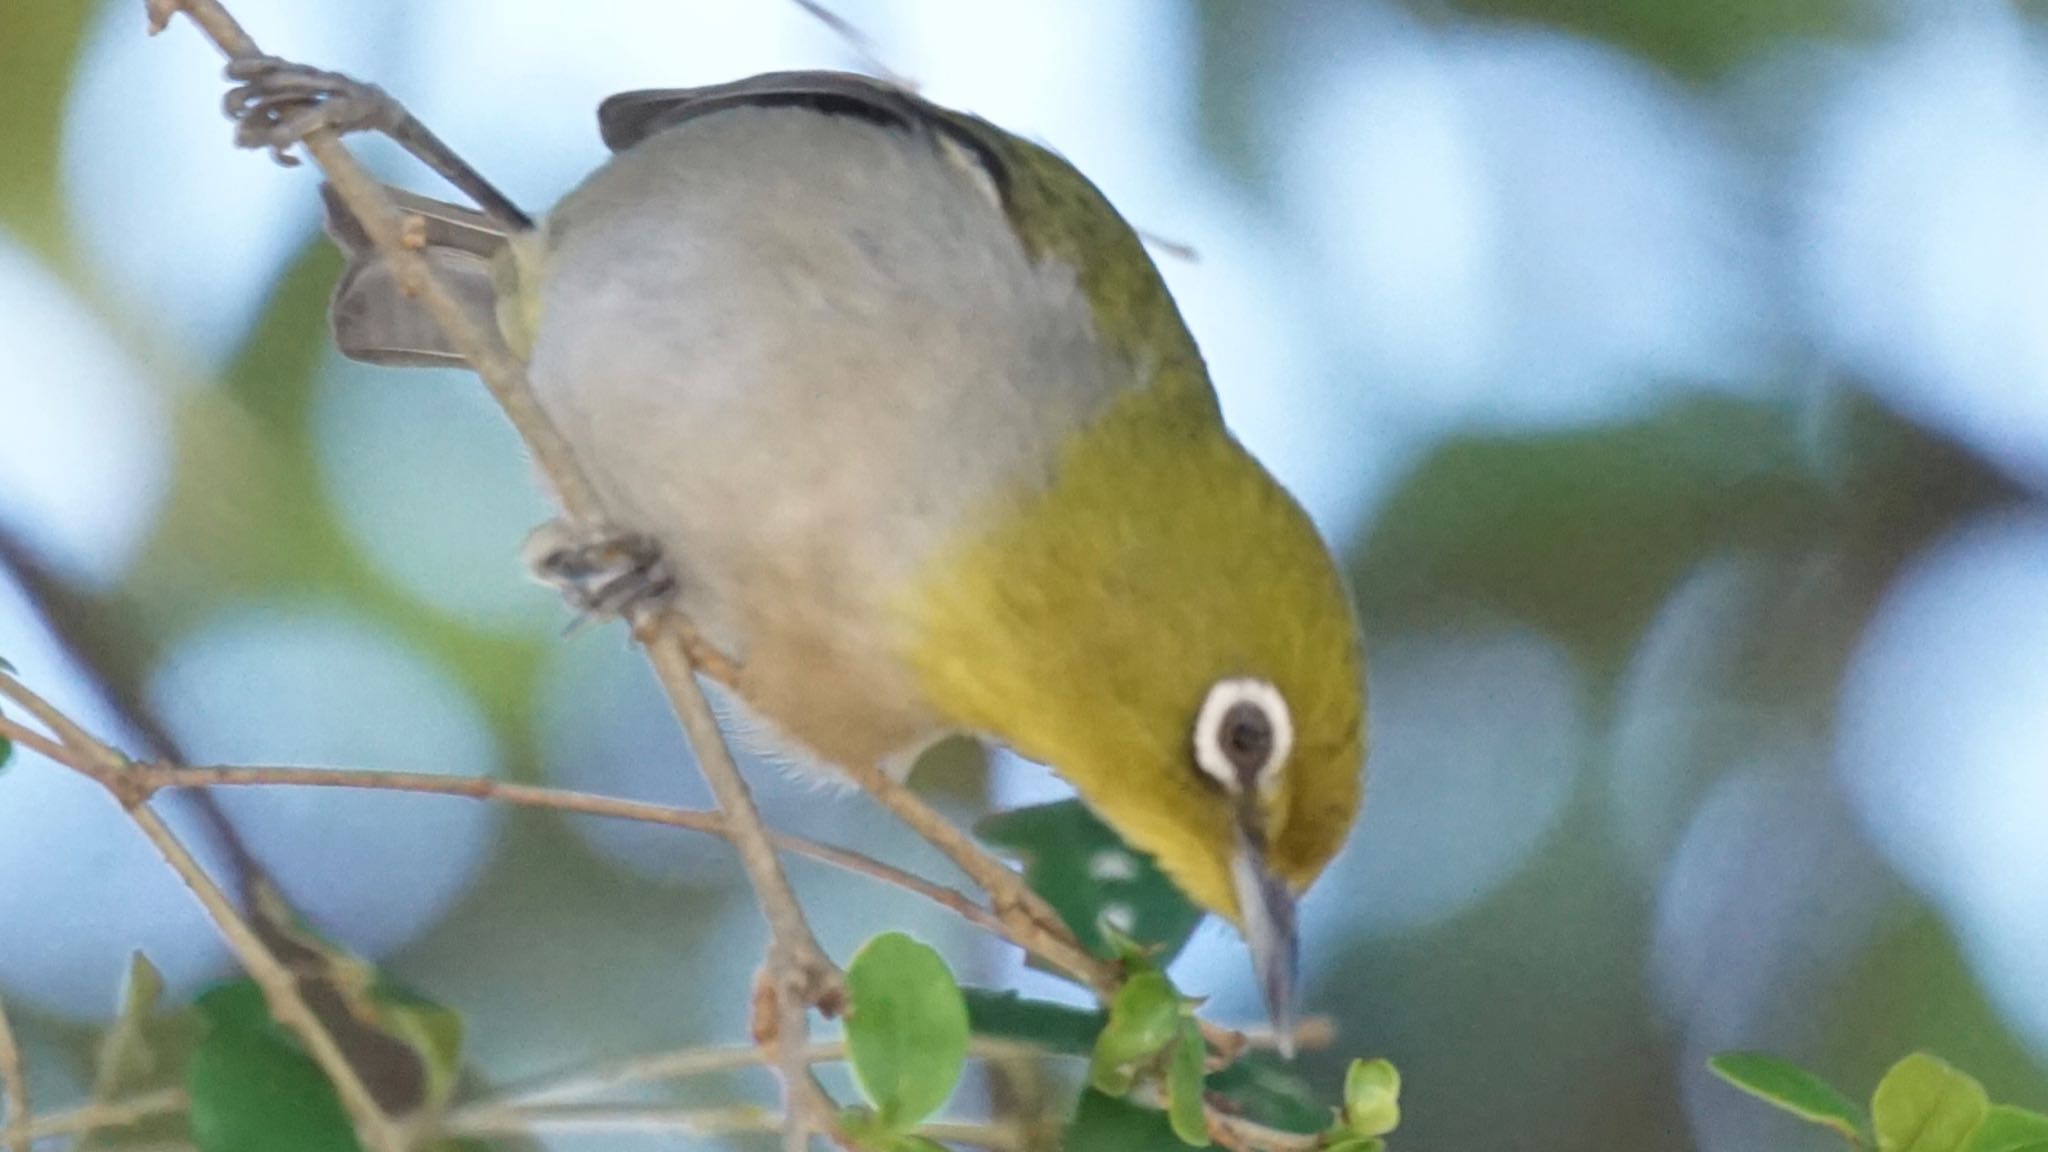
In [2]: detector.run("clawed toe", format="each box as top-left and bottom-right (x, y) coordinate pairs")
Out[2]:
(220, 55), (400, 165)
(522, 522), (678, 631)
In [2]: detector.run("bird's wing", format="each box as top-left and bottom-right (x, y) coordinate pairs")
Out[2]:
(596, 70), (1008, 200)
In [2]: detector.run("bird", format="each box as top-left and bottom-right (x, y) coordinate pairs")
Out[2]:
(228, 61), (1368, 1037)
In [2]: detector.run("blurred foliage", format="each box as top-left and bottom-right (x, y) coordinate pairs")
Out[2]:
(0, 0), (91, 254)
(1431, 0), (1873, 79)
(4, 3), (2048, 1152)
(1353, 397), (1826, 673)
(1714, 1048), (2048, 1152)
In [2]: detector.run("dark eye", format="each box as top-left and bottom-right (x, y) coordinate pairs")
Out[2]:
(1219, 702), (1274, 777)
(1193, 678), (1293, 794)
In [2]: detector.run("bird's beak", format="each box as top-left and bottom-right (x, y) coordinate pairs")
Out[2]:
(1230, 822), (1300, 1057)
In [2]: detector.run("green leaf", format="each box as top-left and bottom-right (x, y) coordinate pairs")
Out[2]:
(1340, 1058), (1401, 1138)
(1088, 971), (1184, 1096)
(1166, 1022), (1210, 1146)
(963, 988), (1106, 1055)
(1968, 1106), (2048, 1152)
(1709, 1052), (1865, 1143)
(1204, 1054), (1326, 1135)
(844, 932), (970, 1130)
(1873, 1052), (1990, 1152)
(1064, 1089), (1183, 1152)
(978, 800), (1203, 964)
(188, 985), (361, 1152)
(1321, 1139), (1387, 1152)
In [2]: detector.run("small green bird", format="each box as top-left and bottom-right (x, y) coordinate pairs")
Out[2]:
(246, 66), (1367, 1034)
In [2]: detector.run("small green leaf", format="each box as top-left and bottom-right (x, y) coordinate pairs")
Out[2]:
(845, 932), (970, 1130)
(1710, 1052), (1866, 1143)
(80, 953), (201, 1152)
(1968, 1106), (2048, 1152)
(1340, 1058), (1401, 1138)
(1166, 1022), (1210, 1146)
(1089, 971), (1184, 1096)
(1873, 1052), (1990, 1152)
(963, 988), (1105, 1055)
(188, 985), (360, 1152)
(1321, 1138), (1387, 1152)
(1064, 1089), (1183, 1151)
(978, 801), (1203, 964)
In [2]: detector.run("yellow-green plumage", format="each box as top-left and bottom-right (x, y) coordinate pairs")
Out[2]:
(902, 358), (1366, 922)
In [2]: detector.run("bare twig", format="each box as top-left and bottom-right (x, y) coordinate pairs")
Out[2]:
(25, 1087), (187, 1141)
(842, 760), (1116, 994)
(123, 761), (1004, 939)
(0, 672), (409, 1152)
(484, 1035), (1053, 1110)
(0, 991), (29, 1152)
(446, 1102), (1025, 1150)
(0, 714), (68, 765)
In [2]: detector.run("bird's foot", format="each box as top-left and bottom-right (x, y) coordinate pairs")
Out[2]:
(522, 521), (678, 633)
(223, 55), (405, 166)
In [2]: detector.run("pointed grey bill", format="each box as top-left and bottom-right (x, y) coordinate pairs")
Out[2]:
(1231, 828), (1301, 1058)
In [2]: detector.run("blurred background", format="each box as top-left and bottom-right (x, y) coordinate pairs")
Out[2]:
(2, 0), (2046, 1148)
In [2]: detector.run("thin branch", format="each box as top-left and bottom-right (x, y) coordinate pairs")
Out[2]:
(0, 672), (409, 1152)
(126, 762), (1007, 939)
(482, 1036), (1053, 1110)
(0, 991), (29, 1152)
(0, 713), (70, 766)
(26, 1088), (187, 1141)
(443, 1103), (776, 1139)
(640, 637), (843, 1006)
(445, 1102), (1025, 1150)
(841, 760), (1116, 995)
(129, 807), (412, 1151)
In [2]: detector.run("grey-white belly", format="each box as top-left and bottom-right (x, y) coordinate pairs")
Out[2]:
(521, 106), (1118, 766)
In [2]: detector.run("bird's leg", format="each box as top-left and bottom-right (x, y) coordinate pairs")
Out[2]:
(221, 54), (533, 232)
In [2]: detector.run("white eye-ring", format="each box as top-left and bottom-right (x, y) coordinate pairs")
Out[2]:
(1192, 677), (1293, 796)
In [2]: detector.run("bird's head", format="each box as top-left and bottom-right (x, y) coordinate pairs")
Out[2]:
(904, 369), (1367, 1038)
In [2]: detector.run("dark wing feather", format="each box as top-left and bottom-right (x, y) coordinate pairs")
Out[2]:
(596, 70), (1008, 201)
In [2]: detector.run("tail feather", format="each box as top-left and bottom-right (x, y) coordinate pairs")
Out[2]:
(319, 183), (508, 368)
